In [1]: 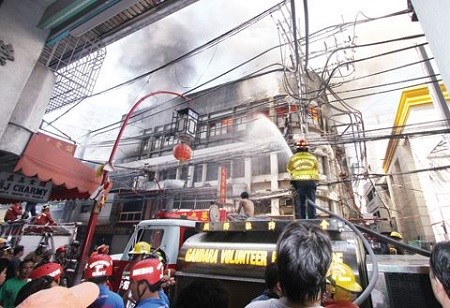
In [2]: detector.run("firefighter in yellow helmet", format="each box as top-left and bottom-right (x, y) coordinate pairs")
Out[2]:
(388, 231), (405, 255)
(286, 139), (320, 219)
(324, 262), (362, 307)
(118, 241), (152, 307)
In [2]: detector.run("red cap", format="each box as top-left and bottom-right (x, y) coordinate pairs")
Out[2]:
(96, 244), (109, 255)
(130, 258), (164, 285)
(56, 246), (67, 254)
(29, 263), (63, 282)
(296, 139), (309, 147)
(85, 254), (113, 279)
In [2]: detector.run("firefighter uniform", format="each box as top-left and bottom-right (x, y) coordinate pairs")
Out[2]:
(286, 140), (319, 219)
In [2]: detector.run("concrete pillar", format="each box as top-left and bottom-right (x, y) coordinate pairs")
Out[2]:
(187, 165), (195, 187)
(270, 152), (279, 191)
(0, 0), (50, 140)
(244, 157), (252, 191)
(270, 152), (280, 215)
(201, 163), (207, 184)
(0, 63), (55, 155)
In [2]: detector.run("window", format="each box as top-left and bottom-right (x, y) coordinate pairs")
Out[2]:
(160, 168), (177, 180)
(252, 155), (271, 176)
(235, 116), (247, 132)
(193, 165), (203, 183)
(119, 199), (143, 222)
(206, 162), (220, 181)
(277, 152), (289, 173)
(134, 229), (165, 250)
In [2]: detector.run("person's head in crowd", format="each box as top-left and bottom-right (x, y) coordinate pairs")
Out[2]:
(29, 262), (63, 285)
(69, 240), (80, 254)
(19, 259), (36, 280)
(174, 279), (229, 308)
(14, 275), (58, 306)
(91, 244), (110, 257)
(55, 246), (67, 258)
(35, 241), (47, 255)
(264, 262), (281, 298)
(276, 221), (332, 306)
(0, 245), (14, 260)
(84, 254), (113, 285)
(41, 204), (50, 214)
(0, 258), (9, 285)
(0, 237), (7, 247)
(16, 281), (99, 308)
(13, 245), (25, 259)
(429, 241), (450, 307)
(129, 258), (164, 304)
(40, 249), (53, 262)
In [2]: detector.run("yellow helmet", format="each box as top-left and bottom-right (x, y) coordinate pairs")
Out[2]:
(327, 262), (362, 293)
(390, 231), (402, 239)
(129, 241), (151, 255)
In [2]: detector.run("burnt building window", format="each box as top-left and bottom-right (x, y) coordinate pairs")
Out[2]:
(119, 199), (143, 222)
(160, 168), (177, 180)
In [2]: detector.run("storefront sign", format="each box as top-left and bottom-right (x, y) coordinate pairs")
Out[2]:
(0, 171), (52, 202)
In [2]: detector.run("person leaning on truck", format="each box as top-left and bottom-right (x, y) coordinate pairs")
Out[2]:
(245, 221), (332, 308)
(429, 240), (450, 308)
(286, 139), (319, 219)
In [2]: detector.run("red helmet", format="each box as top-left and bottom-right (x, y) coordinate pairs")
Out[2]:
(296, 139), (309, 147)
(85, 254), (113, 279)
(56, 246), (67, 254)
(96, 244), (110, 255)
(130, 258), (164, 285)
(29, 262), (63, 282)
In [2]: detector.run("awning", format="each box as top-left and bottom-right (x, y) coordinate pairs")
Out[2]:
(12, 132), (102, 201)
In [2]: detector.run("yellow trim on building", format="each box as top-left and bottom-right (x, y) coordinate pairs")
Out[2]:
(383, 83), (449, 172)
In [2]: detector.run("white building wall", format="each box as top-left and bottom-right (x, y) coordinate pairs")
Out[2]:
(411, 0), (450, 89)
(0, 0), (53, 156)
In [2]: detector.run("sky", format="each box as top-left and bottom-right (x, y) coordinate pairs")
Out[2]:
(42, 0), (432, 173)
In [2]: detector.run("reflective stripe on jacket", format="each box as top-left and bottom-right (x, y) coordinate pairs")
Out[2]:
(286, 151), (319, 180)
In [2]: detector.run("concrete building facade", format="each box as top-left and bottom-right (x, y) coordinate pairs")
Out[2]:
(378, 84), (450, 245)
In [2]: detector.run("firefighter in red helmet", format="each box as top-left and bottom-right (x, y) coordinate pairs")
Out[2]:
(84, 254), (124, 308)
(286, 139), (320, 219)
(129, 258), (169, 308)
(29, 262), (63, 285)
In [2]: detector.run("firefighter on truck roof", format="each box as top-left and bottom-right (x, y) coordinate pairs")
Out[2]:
(286, 139), (319, 219)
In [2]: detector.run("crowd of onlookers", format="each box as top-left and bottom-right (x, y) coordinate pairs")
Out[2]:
(1, 200), (450, 307)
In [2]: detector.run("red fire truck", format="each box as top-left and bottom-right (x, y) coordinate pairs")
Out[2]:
(111, 207), (227, 291)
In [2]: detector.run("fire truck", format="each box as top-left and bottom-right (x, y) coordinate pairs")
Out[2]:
(111, 203), (438, 308)
(111, 207), (227, 291)
(173, 219), (438, 308)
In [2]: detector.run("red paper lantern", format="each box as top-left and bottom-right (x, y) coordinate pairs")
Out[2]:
(173, 143), (192, 162)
